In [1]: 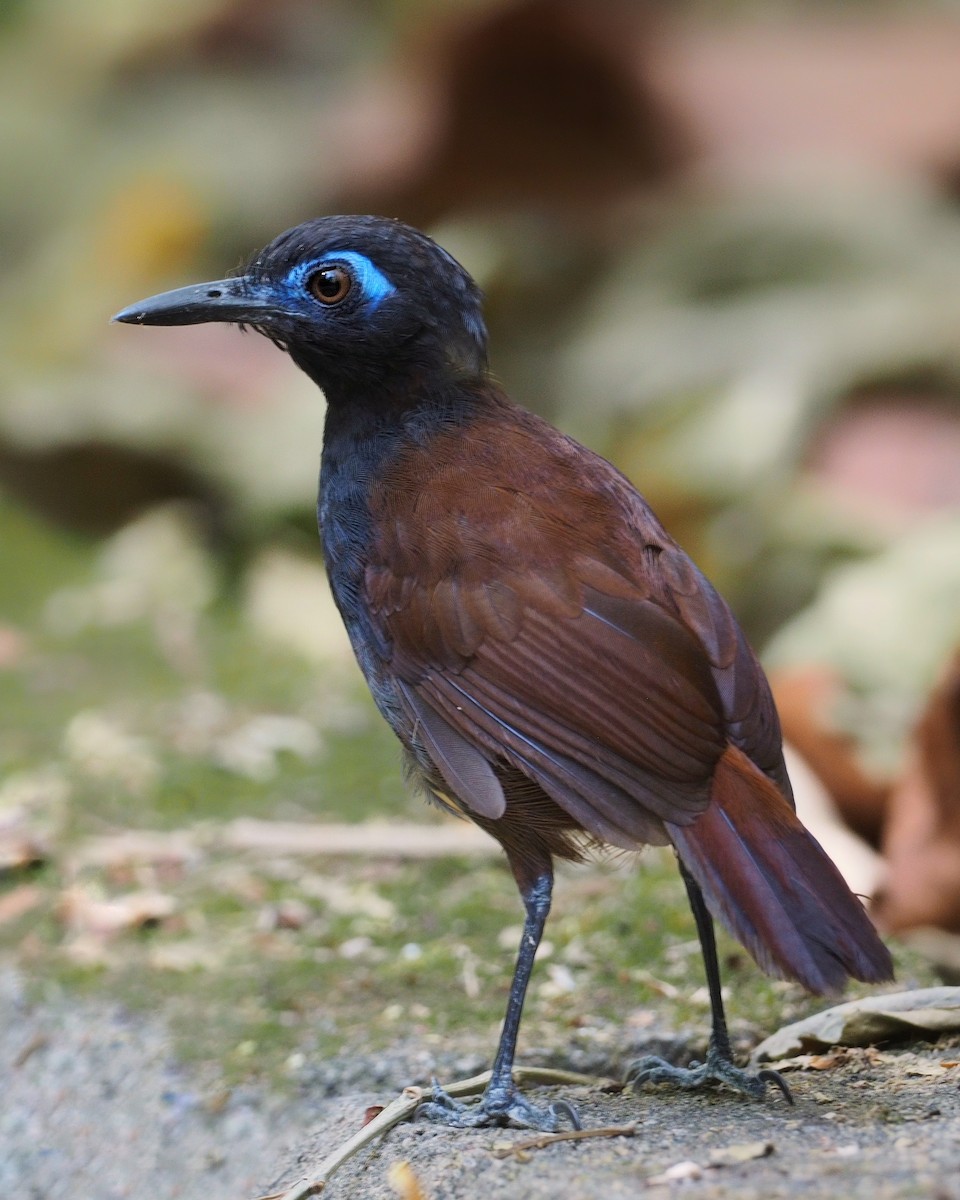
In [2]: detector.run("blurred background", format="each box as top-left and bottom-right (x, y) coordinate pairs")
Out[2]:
(3, 0), (960, 1169)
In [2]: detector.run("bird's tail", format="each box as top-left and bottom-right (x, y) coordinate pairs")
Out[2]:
(668, 745), (894, 995)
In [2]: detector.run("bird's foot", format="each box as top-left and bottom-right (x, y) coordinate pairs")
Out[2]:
(417, 1078), (582, 1131)
(626, 1046), (793, 1104)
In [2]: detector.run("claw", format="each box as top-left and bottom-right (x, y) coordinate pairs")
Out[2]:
(626, 1049), (793, 1105)
(756, 1067), (794, 1105)
(416, 1081), (581, 1131)
(549, 1098), (583, 1131)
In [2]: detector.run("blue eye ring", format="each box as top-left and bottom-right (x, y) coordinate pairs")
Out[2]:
(308, 264), (352, 305)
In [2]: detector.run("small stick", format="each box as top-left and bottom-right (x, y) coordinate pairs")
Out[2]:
(257, 1066), (614, 1200)
(491, 1122), (638, 1159)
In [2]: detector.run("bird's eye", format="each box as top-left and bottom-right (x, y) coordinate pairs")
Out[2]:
(308, 265), (351, 305)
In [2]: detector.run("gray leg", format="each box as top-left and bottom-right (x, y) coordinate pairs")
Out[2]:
(627, 859), (793, 1104)
(419, 870), (580, 1130)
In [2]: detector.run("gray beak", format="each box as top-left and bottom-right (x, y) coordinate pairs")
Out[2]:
(112, 275), (279, 327)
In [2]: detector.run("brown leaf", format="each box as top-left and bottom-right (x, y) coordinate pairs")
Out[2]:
(900, 1055), (956, 1078)
(387, 1160), (428, 1200)
(0, 884), (44, 924)
(58, 886), (176, 937)
(808, 1052), (848, 1070)
(875, 649), (960, 935)
(0, 831), (47, 873)
(771, 666), (889, 845)
(708, 1141), (775, 1167)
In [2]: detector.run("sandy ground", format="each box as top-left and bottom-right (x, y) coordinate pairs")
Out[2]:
(3, 969), (960, 1200)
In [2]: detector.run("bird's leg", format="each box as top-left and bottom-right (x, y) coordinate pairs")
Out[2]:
(418, 868), (580, 1131)
(627, 859), (793, 1104)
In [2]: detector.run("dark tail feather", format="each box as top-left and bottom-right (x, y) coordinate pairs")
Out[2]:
(668, 746), (894, 995)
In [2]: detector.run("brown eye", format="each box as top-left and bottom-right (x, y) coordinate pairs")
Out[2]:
(309, 265), (351, 305)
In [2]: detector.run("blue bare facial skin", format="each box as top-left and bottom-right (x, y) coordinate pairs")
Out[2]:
(286, 250), (397, 310)
(114, 214), (893, 1133)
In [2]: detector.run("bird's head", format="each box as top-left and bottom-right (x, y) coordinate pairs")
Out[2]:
(113, 215), (488, 398)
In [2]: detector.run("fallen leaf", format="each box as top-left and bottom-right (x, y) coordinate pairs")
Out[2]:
(648, 1160), (703, 1185)
(0, 885), (44, 924)
(753, 988), (960, 1060)
(874, 648), (960, 936)
(809, 1052), (849, 1070)
(708, 1140), (775, 1167)
(759, 1050), (858, 1073)
(0, 832), (47, 873)
(387, 1160), (428, 1200)
(58, 886), (176, 937)
(901, 1056), (956, 1078)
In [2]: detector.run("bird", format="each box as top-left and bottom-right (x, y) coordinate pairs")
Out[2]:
(114, 215), (894, 1132)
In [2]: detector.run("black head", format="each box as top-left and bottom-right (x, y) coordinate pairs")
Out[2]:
(113, 216), (488, 398)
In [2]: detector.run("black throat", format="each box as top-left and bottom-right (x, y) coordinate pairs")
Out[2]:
(310, 349), (492, 620)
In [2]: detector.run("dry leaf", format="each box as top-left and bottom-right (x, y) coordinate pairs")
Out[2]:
(808, 1052), (849, 1070)
(0, 833), (46, 873)
(59, 886), (176, 937)
(754, 988), (960, 1060)
(387, 1160), (428, 1200)
(765, 1048), (863, 1073)
(708, 1141), (774, 1167)
(648, 1160), (703, 1185)
(900, 1054), (957, 1078)
(0, 884), (44, 924)
(875, 649), (960, 936)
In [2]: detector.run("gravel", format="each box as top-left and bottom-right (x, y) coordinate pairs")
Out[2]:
(3, 968), (959, 1200)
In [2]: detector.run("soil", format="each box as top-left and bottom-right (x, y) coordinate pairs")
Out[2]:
(4, 968), (959, 1200)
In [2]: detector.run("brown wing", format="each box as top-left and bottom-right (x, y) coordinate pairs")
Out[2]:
(366, 402), (787, 847)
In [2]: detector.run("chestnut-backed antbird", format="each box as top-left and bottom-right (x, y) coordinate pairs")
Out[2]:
(114, 216), (893, 1131)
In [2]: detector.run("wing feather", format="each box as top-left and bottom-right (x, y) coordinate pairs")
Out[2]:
(366, 404), (786, 840)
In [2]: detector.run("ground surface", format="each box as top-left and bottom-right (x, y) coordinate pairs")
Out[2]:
(3, 500), (960, 1199)
(4, 963), (959, 1200)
